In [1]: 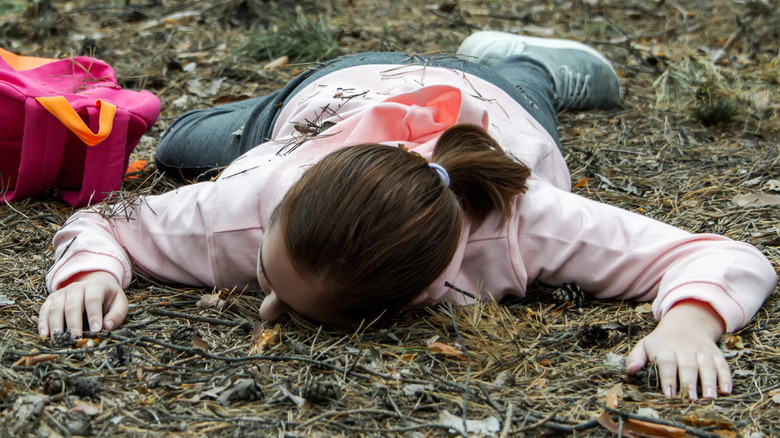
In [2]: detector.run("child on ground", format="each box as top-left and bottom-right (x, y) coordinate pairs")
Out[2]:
(38, 31), (777, 401)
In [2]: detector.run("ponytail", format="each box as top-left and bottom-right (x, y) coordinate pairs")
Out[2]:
(277, 123), (531, 324)
(432, 124), (531, 225)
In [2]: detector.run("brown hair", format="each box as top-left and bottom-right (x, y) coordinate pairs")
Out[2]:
(277, 124), (531, 323)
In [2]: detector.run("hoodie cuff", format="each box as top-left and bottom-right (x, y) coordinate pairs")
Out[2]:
(46, 251), (129, 293)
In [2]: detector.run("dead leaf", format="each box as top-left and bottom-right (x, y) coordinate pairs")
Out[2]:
(0, 379), (9, 401)
(603, 382), (624, 408)
(13, 354), (58, 367)
(13, 394), (48, 424)
(192, 334), (209, 350)
(163, 10), (199, 26)
(598, 411), (691, 438)
(732, 193), (780, 208)
(682, 409), (734, 430)
(724, 334), (744, 350)
(426, 341), (467, 361)
(439, 410), (500, 436)
(490, 370), (515, 388)
(573, 177), (589, 189)
(75, 338), (106, 349)
(71, 399), (100, 416)
(263, 55), (289, 70)
(0, 293), (15, 306)
(635, 302), (653, 314)
(403, 383), (434, 398)
(638, 407), (661, 419)
(763, 179), (780, 192)
(626, 418), (691, 437)
(250, 322), (279, 355)
(605, 352), (625, 368)
(216, 378), (263, 407)
(197, 293), (225, 309)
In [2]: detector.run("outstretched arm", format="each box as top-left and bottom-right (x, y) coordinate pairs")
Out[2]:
(41, 177), (248, 337)
(509, 179), (776, 399)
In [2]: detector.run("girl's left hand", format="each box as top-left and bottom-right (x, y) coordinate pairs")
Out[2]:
(626, 300), (731, 400)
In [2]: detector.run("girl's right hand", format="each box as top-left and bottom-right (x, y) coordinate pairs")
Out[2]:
(38, 271), (128, 338)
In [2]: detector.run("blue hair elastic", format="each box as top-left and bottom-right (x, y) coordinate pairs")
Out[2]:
(428, 163), (450, 188)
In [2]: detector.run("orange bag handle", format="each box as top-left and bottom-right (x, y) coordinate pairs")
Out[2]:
(0, 47), (56, 70)
(35, 96), (117, 146)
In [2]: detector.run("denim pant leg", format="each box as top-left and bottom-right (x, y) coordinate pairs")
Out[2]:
(491, 56), (560, 147)
(155, 52), (560, 178)
(155, 94), (283, 179)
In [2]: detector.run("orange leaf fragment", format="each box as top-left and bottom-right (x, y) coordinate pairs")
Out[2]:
(13, 353), (59, 367)
(427, 341), (467, 361)
(123, 160), (147, 180)
(572, 177), (589, 189)
(250, 322), (279, 355)
(723, 334), (744, 350)
(75, 338), (106, 348)
(0, 380), (10, 401)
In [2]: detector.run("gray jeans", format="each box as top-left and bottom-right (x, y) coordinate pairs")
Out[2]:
(156, 52), (559, 179)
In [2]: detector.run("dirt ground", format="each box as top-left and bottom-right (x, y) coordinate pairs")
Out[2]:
(1, 0), (779, 436)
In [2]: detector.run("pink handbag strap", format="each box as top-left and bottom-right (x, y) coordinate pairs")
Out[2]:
(60, 108), (130, 206)
(1, 98), (67, 203)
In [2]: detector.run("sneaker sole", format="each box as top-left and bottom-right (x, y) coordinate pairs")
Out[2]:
(457, 30), (617, 75)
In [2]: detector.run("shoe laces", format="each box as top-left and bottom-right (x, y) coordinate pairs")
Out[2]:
(556, 66), (591, 110)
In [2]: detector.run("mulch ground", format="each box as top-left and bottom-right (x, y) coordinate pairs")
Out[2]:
(1, 0), (779, 436)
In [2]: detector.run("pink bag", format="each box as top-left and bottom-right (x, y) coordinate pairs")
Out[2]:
(0, 47), (160, 207)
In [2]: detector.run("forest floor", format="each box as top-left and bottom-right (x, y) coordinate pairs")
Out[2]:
(1, 0), (779, 436)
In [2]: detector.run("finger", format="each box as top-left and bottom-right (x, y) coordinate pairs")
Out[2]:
(696, 353), (718, 399)
(655, 354), (679, 398)
(38, 297), (52, 337)
(83, 284), (106, 333)
(626, 339), (648, 374)
(103, 291), (128, 331)
(47, 290), (67, 336)
(64, 288), (86, 338)
(714, 354), (732, 395)
(676, 352), (700, 401)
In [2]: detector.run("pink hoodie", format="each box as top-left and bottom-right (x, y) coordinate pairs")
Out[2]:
(46, 64), (776, 331)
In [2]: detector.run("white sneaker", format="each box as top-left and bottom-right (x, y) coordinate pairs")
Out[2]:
(457, 30), (621, 110)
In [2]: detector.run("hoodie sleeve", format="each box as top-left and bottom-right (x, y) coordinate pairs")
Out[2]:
(45, 181), (223, 292)
(508, 178), (777, 332)
(45, 148), (287, 293)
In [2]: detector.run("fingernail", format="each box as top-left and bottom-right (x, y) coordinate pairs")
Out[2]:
(665, 386), (672, 398)
(91, 322), (101, 333)
(722, 384), (731, 394)
(705, 388), (717, 399)
(39, 329), (47, 337)
(105, 320), (115, 331)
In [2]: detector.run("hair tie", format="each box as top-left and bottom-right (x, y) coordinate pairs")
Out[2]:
(428, 163), (450, 187)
